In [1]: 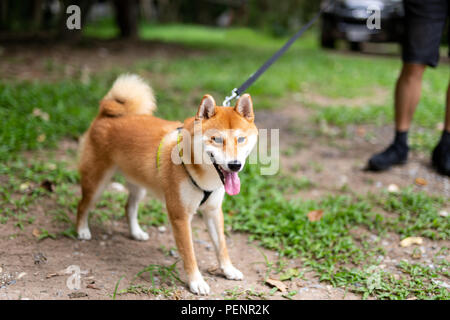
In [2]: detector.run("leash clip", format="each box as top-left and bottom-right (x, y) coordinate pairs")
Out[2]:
(222, 88), (240, 107)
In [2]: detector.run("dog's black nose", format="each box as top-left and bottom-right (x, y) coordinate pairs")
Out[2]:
(228, 160), (241, 172)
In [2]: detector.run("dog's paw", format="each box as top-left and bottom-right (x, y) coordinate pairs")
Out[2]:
(189, 278), (210, 295)
(131, 228), (149, 241)
(222, 265), (244, 280)
(77, 228), (91, 240)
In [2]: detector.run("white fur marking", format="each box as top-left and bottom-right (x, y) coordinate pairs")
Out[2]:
(179, 179), (204, 214)
(126, 183), (149, 241)
(77, 167), (116, 241)
(222, 265), (244, 280)
(189, 272), (210, 295)
(105, 74), (156, 115)
(206, 217), (220, 249)
(77, 227), (91, 240)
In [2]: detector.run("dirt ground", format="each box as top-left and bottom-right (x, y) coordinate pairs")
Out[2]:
(1, 104), (448, 300)
(0, 40), (448, 300)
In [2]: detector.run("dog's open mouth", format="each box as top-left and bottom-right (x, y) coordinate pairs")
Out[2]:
(220, 167), (240, 196)
(209, 154), (241, 196)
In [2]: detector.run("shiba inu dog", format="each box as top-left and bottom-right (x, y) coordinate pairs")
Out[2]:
(76, 74), (258, 295)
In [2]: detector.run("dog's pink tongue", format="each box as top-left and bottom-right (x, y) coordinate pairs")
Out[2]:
(224, 171), (240, 196)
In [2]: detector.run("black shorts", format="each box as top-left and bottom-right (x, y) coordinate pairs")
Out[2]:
(402, 0), (449, 67)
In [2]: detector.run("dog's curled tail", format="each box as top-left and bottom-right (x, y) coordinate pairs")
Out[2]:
(99, 74), (156, 117)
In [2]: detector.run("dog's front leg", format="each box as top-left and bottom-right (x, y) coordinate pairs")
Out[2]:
(203, 207), (244, 281)
(167, 209), (210, 295)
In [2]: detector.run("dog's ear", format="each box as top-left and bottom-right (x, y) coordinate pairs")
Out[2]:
(234, 94), (254, 122)
(196, 95), (216, 120)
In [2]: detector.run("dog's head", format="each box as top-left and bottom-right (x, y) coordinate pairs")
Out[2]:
(190, 94), (258, 195)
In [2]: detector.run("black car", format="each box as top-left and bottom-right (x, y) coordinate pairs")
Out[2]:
(320, 0), (404, 51)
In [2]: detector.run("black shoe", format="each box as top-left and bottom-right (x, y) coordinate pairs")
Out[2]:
(368, 143), (409, 171)
(432, 142), (450, 176)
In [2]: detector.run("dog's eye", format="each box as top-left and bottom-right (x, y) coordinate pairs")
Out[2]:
(237, 137), (246, 143)
(212, 136), (223, 144)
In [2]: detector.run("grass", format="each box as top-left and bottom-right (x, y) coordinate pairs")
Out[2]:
(116, 262), (184, 299)
(226, 165), (448, 300)
(224, 286), (268, 300)
(1, 23), (447, 157)
(1, 22), (449, 300)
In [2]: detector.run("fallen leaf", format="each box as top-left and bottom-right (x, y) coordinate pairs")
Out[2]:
(32, 108), (49, 121)
(46, 163), (57, 171)
(86, 283), (100, 290)
(356, 126), (366, 137)
(439, 210), (448, 217)
(414, 178), (427, 186)
(400, 237), (423, 247)
(19, 182), (31, 192)
(17, 272), (27, 279)
(172, 289), (182, 300)
(265, 278), (287, 292)
(387, 184), (399, 193)
(46, 269), (68, 278)
(37, 134), (46, 143)
(32, 228), (41, 238)
(307, 210), (323, 222)
(207, 267), (219, 275)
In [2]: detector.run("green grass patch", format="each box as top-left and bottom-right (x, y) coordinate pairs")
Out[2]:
(223, 164), (449, 299)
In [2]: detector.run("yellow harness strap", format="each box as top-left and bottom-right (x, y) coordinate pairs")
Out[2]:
(156, 128), (183, 170)
(156, 136), (165, 170)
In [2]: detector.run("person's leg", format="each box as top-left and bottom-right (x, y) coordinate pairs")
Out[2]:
(432, 81), (450, 176)
(394, 63), (427, 131)
(430, 0), (450, 176)
(367, 63), (425, 171)
(445, 82), (450, 132)
(367, 0), (448, 172)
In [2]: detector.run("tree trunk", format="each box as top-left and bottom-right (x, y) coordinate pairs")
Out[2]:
(113, 0), (139, 39)
(32, 0), (44, 31)
(0, 0), (8, 31)
(140, 0), (153, 22)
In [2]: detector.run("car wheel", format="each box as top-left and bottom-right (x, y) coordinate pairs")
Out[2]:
(349, 41), (362, 52)
(320, 18), (336, 49)
(321, 35), (336, 49)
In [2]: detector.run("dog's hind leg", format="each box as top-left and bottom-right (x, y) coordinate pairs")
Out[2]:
(125, 182), (149, 241)
(76, 164), (116, 240)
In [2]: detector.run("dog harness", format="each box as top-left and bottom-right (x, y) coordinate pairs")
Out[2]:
(156, 127), (223, 206)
